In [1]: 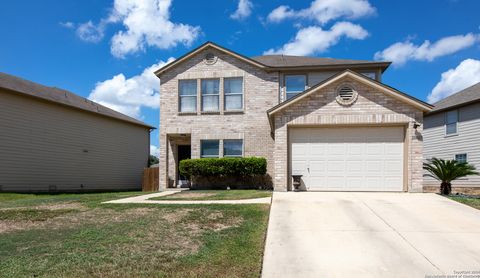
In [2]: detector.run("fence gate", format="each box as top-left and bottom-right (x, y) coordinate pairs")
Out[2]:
(142, 168), (159, 192)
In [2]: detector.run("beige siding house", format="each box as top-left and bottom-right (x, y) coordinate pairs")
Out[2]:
(424, 82), (480, 193)
(156, 42), (432, 192)
(0, 72), (153, 192)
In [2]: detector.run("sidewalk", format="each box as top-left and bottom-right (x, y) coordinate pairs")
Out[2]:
(103, 190), (271, 205)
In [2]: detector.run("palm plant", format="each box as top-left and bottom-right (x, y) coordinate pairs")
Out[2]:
(423, 158), (479, 195)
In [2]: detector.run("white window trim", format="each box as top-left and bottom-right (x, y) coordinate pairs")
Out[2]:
(224, 77), (244, 111)
(178, 79), (198, 113)
(454, 153), (469, 180)
(223, 139), (244, 157)
(445, 110), (458, 137)
(201, 79), (220, 112)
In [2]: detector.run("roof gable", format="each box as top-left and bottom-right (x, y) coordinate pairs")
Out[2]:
(154, 42), (268, 76)
(267, 70), (433, 124)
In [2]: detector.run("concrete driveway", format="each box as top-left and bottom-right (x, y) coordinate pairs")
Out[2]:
(262, 192), (480, 278)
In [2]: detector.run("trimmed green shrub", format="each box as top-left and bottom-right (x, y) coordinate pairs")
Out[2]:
(179, 157), (267, 178)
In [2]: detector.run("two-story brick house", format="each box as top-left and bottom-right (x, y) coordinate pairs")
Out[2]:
(155, 42), (433, 192)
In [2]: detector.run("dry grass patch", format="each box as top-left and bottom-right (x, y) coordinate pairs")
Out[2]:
(0, 192), (270, 278)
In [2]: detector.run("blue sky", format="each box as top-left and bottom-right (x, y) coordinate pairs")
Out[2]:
(1, 0), (480, 155)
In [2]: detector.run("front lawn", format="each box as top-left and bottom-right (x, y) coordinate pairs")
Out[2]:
(0, 192), (270, 277)
(150, 189), (272, 201)
(448, 195), (480, 210)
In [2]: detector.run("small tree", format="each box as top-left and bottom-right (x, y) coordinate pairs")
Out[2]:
(423, 158), (479, 195)
(148, 155), (159, 166)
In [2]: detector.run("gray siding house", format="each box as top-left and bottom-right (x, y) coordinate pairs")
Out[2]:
(156, 42), (432, 192)
(0, 72), (154, 192)
(424, 82), (480, 193)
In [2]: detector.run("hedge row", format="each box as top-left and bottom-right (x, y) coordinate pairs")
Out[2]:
(179, 157), (267, 178)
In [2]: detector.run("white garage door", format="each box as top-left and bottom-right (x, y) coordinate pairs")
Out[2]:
(290, 127), (404, 191)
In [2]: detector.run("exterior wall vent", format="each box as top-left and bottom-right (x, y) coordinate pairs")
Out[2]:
(205, 53), (217, 65)
(336, 84), (358, 106)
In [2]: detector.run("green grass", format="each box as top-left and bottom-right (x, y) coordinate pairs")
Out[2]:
(150, 190), (272, 201)
(448, 195), (480, 210)
(0, 192), (270, 278)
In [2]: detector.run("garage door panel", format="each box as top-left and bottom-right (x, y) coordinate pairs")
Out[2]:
(385, 161), (402, 172)
(385, 143), (403, 156)
(310, 144), (326, 155)
(347, 161), (363, 172)
(327, 177), (345, 188)
(310, 160), (326, 172)
(327, 161), (345, 173)
(326, 144), (345, 155)
(366, 144), (384, 155)
(366, 161), (382, 172)
(347, 143), (364, 155)
(290, 127), (404, 192)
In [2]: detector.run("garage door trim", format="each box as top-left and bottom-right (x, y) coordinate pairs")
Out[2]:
(288, 124), (408, 192)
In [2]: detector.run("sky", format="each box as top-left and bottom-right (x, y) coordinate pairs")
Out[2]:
(1, 0), (480, 156)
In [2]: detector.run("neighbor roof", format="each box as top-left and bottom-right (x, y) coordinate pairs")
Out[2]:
(0, 72), (155, 129)
(154, 41), (391, 76)
(251, 55), (391, 72)
(429, 82), (480, 114)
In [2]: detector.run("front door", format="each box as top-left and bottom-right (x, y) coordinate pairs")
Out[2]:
(177, 145), (191, 187)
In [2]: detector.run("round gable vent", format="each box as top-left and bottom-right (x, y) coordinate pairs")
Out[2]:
(336, 84), (358, 106)
(204, 52), (217, 65)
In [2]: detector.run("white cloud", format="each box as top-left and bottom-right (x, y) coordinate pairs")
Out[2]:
(428, 59), (480, 103)
(88, 57), (175, 118)
(264, 22), (368, 56)
(150, 145), (160, 157)
(374, 33), (479, 66)
(230, 0), (253, 20)
(75, 0), (200, 58)
(59, 21), (75, 29)
(267, 0), (375, 25)
(76, 20), (108, 43)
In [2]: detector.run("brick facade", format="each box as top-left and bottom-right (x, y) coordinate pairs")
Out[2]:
(158, 48), (278, 189)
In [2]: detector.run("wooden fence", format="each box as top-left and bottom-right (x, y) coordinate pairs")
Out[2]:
(142, 167), (159, 192)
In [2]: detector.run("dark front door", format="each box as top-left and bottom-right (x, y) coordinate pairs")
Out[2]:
(177, 145), (191, 186)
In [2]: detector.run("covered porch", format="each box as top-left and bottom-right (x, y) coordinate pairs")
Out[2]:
(160, 133), (191, 190)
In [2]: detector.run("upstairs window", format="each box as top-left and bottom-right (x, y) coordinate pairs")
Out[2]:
(223, 139), (243, 157)
(201, 79), (220, 112)
(362, 72), (376, 79)
(285, 75), (306, 99)
(224, 77), (243, 110)
(200, 140), (219, 158)
(179, 80), (197, 112)
(445, 110), (458, 135)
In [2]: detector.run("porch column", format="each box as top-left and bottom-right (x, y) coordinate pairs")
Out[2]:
(159, 134), (168, 191)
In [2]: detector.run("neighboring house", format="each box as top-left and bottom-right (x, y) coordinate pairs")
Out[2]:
(424, 82), (480, 193)
(155, 42), (432, 192)
(0, 72), (154, 192)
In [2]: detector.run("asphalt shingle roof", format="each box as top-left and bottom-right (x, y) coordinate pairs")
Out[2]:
(0, 72), (154, 129)
(431, 82), (480, 113)
(251, 55), (388, 68)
